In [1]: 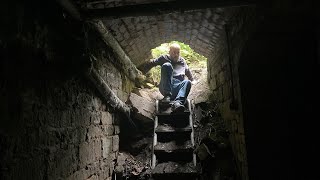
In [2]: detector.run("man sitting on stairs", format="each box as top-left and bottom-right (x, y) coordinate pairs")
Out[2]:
(139, 43), (196, 112)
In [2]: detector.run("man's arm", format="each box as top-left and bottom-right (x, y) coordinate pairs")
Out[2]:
(138, 55), (164, 74)
(184, 61), (194, 81)
(185, 68), (194, 81)
(184, 61), (198, 85)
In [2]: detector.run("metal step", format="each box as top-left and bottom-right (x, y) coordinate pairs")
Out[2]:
(152, 162), (199, 178)
(154, 140), (193, 153)
(154, 151), (194, 163)
(156, 124), (192, 133)
(152, 99), (197, 173)
(156, 111), (190, 116)
(156, 113), (190, 127)
(155, 125), (193, 143)
(156, 132), (192, 143)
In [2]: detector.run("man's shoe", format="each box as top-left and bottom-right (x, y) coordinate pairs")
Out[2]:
(161, 95), (171, 103)
(172, 101), (185, 113)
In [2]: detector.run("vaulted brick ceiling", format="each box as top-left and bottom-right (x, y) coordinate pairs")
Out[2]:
(74, 0), (249, 66)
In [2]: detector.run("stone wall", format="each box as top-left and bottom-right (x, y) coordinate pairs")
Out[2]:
(207, 6), (256, 180)
(0, 1), (130, 179)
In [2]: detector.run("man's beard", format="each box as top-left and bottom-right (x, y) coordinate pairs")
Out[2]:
(171, 56), (179, 61)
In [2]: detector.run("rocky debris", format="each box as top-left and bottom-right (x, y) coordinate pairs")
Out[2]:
(193, 101), (224, 147)
(192, 101), (236, 180)
(116, 135), (153, 179)
(144, 71), (159, 86)
(115, 152), (151, 179)
(132, 87), (163, 102)
(194, 139), (216, 161)
(130, 136), (153, 156)
(127, 92), (155, 123)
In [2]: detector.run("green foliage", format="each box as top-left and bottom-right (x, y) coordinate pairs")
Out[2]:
(148, 41), (207, 83)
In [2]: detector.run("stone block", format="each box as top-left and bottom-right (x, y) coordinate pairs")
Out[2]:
(112, 135), (119, 152)
(131, 88), (154, 102)
(77, 93), (92, 107)
(87, 126), (102, 140)
(93, 139), (102, 160)
(110, 152), (117, 161)
(91, 112), (101, 125)
(74, 109), (91, 127)
(101, 137), (111, 159)
(77, 127), (87, 143)
(102, 125), (114, 136)
(91, 97), (102, 111)
(59, 148), (78, 178)
(79, 141), (95, 167)
(60, 110), (72, 127)
(109, 163), (115, 176)
(99, 160), (110, 179)
(101, 111), (113, 125)
(127, 93), (155, 123)
(114, 125), (120, 135)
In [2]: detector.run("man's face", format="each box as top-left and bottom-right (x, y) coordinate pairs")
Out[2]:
(169, 47), (180, 62)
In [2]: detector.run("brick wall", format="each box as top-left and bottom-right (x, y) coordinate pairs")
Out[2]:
(207, 6), (256, 180)
(0, 1), (131, 179)
(0, 78), (121, 180)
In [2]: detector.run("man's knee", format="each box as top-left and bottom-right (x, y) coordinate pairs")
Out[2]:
(184, 80), (191, 87)
(182, 80), (191, 91)
(161, 62), (173, 71)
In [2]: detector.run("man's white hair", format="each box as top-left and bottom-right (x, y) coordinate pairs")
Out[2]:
(169, 43), (180, 50)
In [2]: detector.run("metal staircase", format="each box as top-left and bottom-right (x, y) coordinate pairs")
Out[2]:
(151, 99), (200, 179)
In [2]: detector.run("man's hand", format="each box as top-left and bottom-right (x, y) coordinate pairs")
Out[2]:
(137, 61), (151, 75)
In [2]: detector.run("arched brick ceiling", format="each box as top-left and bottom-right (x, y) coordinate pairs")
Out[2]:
(103, 8), (237, 66)
(75, 0), (242, 66)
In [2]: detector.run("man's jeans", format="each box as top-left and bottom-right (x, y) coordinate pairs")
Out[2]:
(159, 62), (191, 104)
